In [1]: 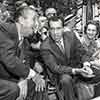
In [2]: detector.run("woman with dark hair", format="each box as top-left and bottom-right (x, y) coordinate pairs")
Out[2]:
(80, 20), (100, 57)
(80, 20), (100, 98)
(80, 20), (100, 75)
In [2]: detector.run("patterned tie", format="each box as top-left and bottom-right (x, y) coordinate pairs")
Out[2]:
(18, 37), (25, 63)
(57, 40), (65, 54)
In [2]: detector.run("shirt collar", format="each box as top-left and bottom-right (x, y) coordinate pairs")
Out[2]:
(16, 22), (23, 41)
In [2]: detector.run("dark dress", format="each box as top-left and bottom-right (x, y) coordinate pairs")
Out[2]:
(80, 35), (100, 97)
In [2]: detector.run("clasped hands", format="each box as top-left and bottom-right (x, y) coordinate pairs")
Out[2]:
(72, 62), (95, 78)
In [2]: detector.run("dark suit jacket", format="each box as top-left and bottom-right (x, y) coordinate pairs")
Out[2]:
(0, 23), (30, 82)
(40, 31), (86, 81)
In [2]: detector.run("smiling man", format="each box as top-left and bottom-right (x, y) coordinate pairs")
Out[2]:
(0, 6), (45, 100)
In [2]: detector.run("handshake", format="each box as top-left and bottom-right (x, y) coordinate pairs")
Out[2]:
(72, 62), (95, 78)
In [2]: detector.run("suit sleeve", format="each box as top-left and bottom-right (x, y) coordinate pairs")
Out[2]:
(0, 31), (30, 79)
(72, 32), (89, 66)
(40, 45), (72, 75)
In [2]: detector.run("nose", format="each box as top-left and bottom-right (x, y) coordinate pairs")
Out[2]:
(88, 29), (94, 34)
(54, 29), (58, 34)
(89, 30), (93, 34)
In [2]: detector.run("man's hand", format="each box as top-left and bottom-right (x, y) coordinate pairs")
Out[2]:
(17, 79), (28, 100)
(72, 67), (94, 78)
(32, 74), (45, 92)
(83, 62), (93, 74)
(31, 41), (41, 49)
(83, 62), (91, 67)
(35, 78), (45, 92)
(72, 68), (83, 74)
(34, 62), (43, 73)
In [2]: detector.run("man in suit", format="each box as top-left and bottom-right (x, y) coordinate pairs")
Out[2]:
(0, 6), (45, 100)
(40, 16), (86, 100)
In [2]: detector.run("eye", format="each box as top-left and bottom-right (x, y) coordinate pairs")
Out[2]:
(87, 29), (91, 31)
(92, 30), (96, 32)
(50, 28), (54, 30)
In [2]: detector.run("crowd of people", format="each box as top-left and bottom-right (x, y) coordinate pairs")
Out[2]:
(0, 0), (100, 100)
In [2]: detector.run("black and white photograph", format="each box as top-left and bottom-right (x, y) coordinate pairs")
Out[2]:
(0, 0), (100, 100)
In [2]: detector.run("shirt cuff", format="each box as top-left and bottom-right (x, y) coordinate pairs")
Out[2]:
(72, 69), (76, 75)
(26, 69), (36, 79)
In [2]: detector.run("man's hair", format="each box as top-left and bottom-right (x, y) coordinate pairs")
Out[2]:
(45, 8), (57, 16)
(48, 16), (64, 27)
(84, 20), (100, 36)
(14, 6), (36, 22)
(15, 0), (27, 8)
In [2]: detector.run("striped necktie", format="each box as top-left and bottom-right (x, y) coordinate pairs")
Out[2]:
(57, 40), (65, 54)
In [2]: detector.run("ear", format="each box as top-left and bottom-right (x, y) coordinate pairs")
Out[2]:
(18, 16), (24, 25)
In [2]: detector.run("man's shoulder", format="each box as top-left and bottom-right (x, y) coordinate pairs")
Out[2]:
(63, 31), (75, 40)
(0, 22), (16, 32)
(0, 22), (18, 38)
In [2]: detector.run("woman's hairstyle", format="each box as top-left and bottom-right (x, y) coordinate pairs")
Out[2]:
(84, 20), (100, 37)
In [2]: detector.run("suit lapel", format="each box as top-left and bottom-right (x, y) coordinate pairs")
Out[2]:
(63, 34), (71, 60)
(10, 24), (21, 57)
(49, 37), (66, 61)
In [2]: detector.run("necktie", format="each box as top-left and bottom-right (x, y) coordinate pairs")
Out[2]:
(18, 37), (25, 63)
(57, 40), (65, 54)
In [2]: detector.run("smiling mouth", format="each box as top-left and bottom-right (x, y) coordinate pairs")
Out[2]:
(88, 34), (95, 36)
